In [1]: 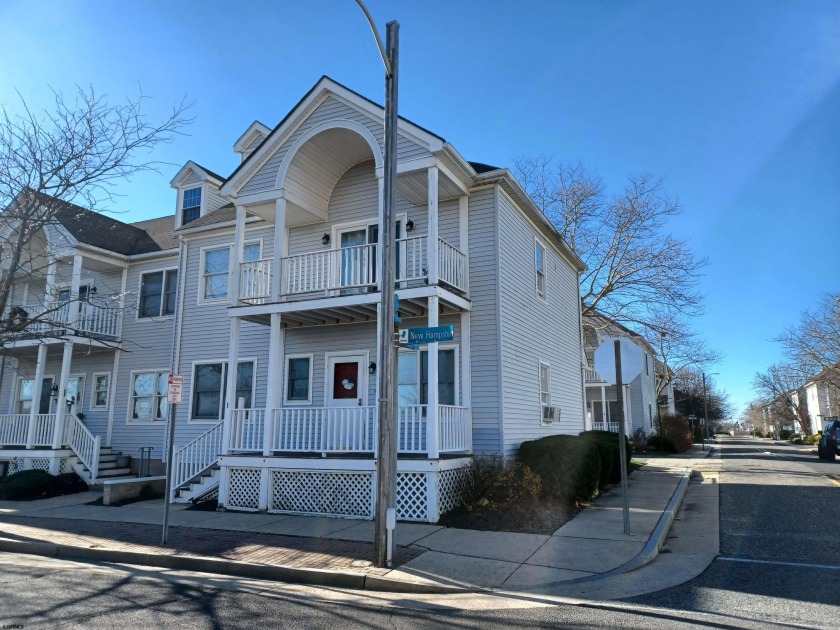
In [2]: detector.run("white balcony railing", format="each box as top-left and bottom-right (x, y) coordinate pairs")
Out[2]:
(5, 301), (121, 338)
(237, 235), (468, 300)
(592, 421), (620, 433)
(0, 414), (29, 446)
(239, 258), (273, 302)
(228, 404), (472, 456)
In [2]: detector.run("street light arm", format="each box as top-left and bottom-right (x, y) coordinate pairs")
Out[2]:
(354, 0), (393, 76)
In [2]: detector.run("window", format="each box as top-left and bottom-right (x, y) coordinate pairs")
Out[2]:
(130, 371), (168, 421)
(285, 356), (312, 403)
(397, 348), (457, 406)
(17, 378), (53, 415)
(139, 269), (178, 318)
(201, 242), (261, 301)
(191, 361), (254, 421)
(182, 187), (201, 225)
(92, 373), (111, 410)
(539, 362), (551, 406)
(535, 240), (546, 300)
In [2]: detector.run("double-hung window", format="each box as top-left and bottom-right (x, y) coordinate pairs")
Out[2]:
(539, 362), (551, 407)
(92, 373), (111, 410)
(201, 242), (261, 302)
(285, 356), (312, 403)
(131, 371), (168, 421)
(182, 187), (201, 225)
(535, 240), (547, 300)
(191, 361), (255, 421)
(397, 348), (457, 407)
(139, 269), (178, 318)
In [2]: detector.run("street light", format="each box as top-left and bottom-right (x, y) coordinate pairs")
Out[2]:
(354, 0), (400, 569)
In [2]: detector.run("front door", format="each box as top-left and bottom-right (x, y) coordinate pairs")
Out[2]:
(326, 353), (366, 407)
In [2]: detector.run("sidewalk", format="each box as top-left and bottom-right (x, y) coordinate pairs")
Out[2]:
(0, 447), (712, 594)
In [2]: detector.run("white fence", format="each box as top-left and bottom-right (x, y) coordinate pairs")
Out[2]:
(0, 414), (29, 446)
(170, 422), (223, 500)
(65, 413), (100, 480)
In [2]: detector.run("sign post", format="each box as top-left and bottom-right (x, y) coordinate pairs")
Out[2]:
(613, 341), (630, 536)
(161, 373), (183, 545)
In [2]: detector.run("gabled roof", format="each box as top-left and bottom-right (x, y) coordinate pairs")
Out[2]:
(169, 160), (225, 188)
(233, 121), (272, 155)
(220, 75), (446, 196)
(129, 215), (179, 251)
(583, 311), (656, 354)
(173, 203), (238, 232)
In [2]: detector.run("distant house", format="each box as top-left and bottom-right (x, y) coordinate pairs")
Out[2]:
(0, 76), (589, 522)
(582, 313), (668, 437)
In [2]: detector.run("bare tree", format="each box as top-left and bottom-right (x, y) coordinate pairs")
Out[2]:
(514, 156), (708, 330)
(0, 86), (191, 345)
(775, 293), (840, 390)
(673, 368), (733, 424)
(752, 363), (812, 435)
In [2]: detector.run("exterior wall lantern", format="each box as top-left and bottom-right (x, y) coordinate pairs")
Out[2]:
(369, 361), (377, 374)
(405, 219), (414, 232)
(322, 233), (331, 246)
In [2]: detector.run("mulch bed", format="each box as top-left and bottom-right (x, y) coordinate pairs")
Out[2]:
(438, 497), (580, 535)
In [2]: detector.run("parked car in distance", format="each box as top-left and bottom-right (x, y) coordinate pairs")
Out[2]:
(817, 418), (840, 461)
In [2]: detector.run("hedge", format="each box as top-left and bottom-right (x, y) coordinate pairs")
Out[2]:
(579, 430), (631, 487)
(518, 435), (601, 502)
(0, 469), (55, 500)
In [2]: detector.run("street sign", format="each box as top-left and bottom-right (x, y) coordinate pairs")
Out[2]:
(398, 325), (454, 345)
(167, 374), (183, 404)
(394, 293), (402, 325)
(594, 337), (644, 385)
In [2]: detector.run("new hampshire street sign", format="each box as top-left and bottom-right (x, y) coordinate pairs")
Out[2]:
(398, 325), (455, 346)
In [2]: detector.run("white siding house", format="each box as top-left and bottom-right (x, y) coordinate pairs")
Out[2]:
(0, 77), (588, 523)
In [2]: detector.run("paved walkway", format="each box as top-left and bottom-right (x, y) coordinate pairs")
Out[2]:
(0, 447), (712, 593)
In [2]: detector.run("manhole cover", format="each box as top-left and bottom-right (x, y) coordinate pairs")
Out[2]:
(351, 560), (372, 568)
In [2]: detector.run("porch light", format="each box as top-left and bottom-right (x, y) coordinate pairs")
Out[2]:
(90, 286), (97, 295)
(369, 361), (377, 374)
(50, 384), (59, 400)
(321, 233), (331, 246)
(405, 219), (414, 232)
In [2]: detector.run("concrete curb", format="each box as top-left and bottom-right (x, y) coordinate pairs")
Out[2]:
(0, 538), (470, 594)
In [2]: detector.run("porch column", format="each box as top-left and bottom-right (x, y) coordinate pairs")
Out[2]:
(458, 195), (469, 294)
(230, 205), (246, 303)
(376, 175), (384, 292)
(105, 350), (121, 447)
(427, 295), (439, 458)
(427, 166), (439, 286)
(221, 317), (241, 455)
(26, 344), (48, 449)
(460, 310), (472, 453)
(51, 342), (73, 449)
(45, 258), (57, 303)
(272, 198), (287, 300)
(601, 385), (607, 424)
(263, 313), (283, 456)
(68, 254), (82, 327)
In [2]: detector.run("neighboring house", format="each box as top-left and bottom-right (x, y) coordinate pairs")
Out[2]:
(0, 76), (588, 523)
(582, 313), (664, 437)
(803, 380), (839, 433)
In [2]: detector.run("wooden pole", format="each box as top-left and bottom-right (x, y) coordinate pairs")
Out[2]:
(614, 340), (630, 535)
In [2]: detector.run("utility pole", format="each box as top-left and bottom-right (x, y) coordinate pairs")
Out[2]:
(702, 372), (710, 446)
(614, 340), (630, 535)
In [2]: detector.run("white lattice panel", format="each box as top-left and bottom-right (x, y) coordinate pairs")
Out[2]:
(0, 458), (23, 474)
(270, 470), (373, 518)
(397, 472), (428, 521)
(59, 459), (72, 474)
(30, 458), (51, 472)
(438, 466), (470, 516)
(227, 468), (261, 510)
(201, 487), (219, 502)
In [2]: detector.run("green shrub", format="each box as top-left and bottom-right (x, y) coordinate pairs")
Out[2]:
(647, 434), (677, 453)
(52, 472), (87, 496)
(692, 426), (707, 444)
(804, 434), (822, 445)
(659, 414), (693, 452)
(790, 436), (803, 444)
(779, 429), (792, 440)
(460, 454), (541, 512)
(518, 435), (601, 502)
(764, 430), (774, 438)
(0, 469), (54, 500)
(579, 430), (631, 487)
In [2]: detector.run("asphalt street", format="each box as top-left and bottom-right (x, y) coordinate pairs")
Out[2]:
(0, 435), (837, 629)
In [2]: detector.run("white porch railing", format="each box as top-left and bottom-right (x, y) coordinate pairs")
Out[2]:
(8, 301), (120, 338)
(65, 413), (100, 480)
(592, 421), (620, 433)
(239, 258), (273, 302)
(171, 422), (224, 500)
(270, 406), (375, 452)
(283, 243), (377, 295)
(584, 367), (606, 383)
(439, 405), (471, 452)
(397, 236), (427, 283)
(437, 238), (467, 292)
(0, 414), (29, 445)
(398, 405), (427, 453)
(31, 413), (57, 447)
(229, 408), (266, 452)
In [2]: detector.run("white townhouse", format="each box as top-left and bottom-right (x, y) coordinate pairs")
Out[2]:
(583, 313), (666, 437)
(0, 77), (588, 523)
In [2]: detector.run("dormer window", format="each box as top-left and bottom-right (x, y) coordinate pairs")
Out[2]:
(182, 187), (202, 225)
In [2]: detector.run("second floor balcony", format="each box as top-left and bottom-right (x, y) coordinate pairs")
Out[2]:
(3, 300), (122, 341)
(238, 235), (467, 304)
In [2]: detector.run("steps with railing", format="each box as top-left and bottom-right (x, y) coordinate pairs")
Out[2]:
(170, 422), (223, 501)
(66, 413), (100, 481)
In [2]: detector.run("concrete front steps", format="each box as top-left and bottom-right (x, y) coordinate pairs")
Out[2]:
(173, 464), (220, 503)
(71, 446), (134, 485)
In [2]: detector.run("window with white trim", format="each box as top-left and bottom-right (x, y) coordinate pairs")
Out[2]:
(130, 371), (168, 421)
(139, 269), (178, 318)
(201, 242), (260, 301)
(539, 362), (551, 406)
(182, 187), (201, 225)
(16, 378), (52, 415)
(535, 240), (547, 300)
(397, 348), (457, 407)
(91, 373), (111, 410)
(285, 355), (312, 403)
(191, 360), (254, 421)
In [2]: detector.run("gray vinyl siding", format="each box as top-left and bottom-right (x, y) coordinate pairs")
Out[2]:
(173, 226), (274, 448)
(464, 187), (501, 454)
(182, 172), (202, 187)
(109, 254), (179, 458)
(240, 94), (432, 197)
(497, 190), (585, 456)
(205, 185), (228, 214)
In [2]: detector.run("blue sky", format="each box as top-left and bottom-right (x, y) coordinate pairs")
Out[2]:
(2, 0), (838, 417)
